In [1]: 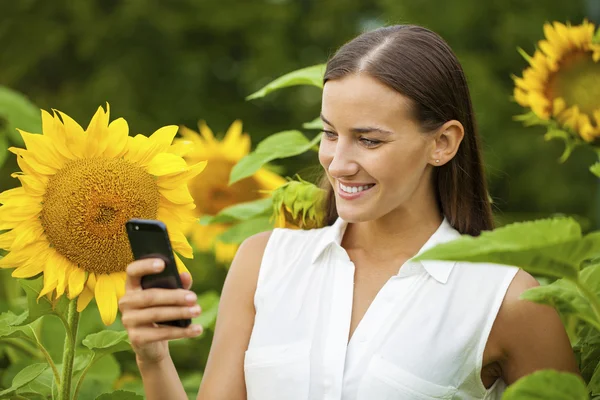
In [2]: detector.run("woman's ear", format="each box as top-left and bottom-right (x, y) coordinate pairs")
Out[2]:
(429, 120), (465, 166)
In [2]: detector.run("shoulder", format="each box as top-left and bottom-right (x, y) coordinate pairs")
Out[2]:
(488, 269), (579, 383)
(225, 226), (325, 294)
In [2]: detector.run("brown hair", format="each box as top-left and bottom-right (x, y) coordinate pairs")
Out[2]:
(319, 25), (493, 236)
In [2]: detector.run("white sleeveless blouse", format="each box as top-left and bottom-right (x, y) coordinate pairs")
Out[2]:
(244, 217), (519, 400)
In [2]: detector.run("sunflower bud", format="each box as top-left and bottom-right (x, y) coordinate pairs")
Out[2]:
(271, 178), (326, 229)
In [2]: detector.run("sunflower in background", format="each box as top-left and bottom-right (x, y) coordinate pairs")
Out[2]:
(176, 120), (286, 264)
(513, 20), (600, 143)
(0, 105), (206, 325)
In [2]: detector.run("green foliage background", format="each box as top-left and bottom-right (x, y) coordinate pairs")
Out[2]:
(0, 0), (599, 398)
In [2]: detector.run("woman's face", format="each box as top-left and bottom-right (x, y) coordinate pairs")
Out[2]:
(319, 73), (437, 223)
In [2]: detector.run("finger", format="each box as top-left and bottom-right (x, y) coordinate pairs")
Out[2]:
(125, 258), (165, 291)
(128, 324), (204, 346)
(118, 288), (197, 310)
(122, 305), (201, 328)
(180, 272), (193, 290)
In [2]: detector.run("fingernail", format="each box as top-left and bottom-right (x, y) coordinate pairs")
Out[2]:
(192, 325), (203, 333)
(153, 260), (164, 270)
(185, 293), (197, 302)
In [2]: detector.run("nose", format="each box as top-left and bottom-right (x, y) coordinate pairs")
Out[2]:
(326, 140), (360, 179)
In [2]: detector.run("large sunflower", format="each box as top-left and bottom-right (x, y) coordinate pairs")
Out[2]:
(513, 20), (600, 142)
(176, 120), (286, 263)
(0, 105), (206, 325)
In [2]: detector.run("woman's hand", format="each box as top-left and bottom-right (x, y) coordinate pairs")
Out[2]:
(119, 258), (204, 365)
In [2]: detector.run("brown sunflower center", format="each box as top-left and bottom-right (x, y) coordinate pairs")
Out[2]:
(189, 159), (262, 216)
(41, 158), (160, 275)
(548, 51), (600, 116)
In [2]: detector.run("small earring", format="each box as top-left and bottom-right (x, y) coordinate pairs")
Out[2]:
(435, 159), (440, 164)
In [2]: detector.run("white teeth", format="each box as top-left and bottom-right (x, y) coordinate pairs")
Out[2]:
(339, 183), (374, 194)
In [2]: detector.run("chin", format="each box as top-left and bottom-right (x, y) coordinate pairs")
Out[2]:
(336, 205), (374, 223)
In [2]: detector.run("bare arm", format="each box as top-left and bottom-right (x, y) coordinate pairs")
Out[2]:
(120, 259), (203, 400)
(196, 231), (272, 400)
(495, 269), (580, 384)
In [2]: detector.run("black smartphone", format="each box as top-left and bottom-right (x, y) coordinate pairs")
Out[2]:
(125, 219), (192, 328)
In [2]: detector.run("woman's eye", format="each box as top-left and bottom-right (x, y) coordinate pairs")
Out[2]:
(322, 130), (337, 140)
(360, 138), (381, 147)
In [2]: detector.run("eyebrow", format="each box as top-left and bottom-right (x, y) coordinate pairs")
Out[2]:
(320, 113), (395, 136)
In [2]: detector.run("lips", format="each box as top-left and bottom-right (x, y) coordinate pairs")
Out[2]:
(337, 181), (376, 199)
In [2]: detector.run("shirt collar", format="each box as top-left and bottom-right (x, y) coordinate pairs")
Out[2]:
(311, 217), (461, 284)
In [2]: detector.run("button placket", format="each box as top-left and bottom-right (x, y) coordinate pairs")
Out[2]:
(322, 249), (355, 400)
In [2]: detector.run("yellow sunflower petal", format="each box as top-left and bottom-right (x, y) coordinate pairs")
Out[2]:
(170, 229), (194, 259)
(54, 110), (86, 158)
(112, 272), (126, 299)
(160, 187), (195, 205)
(41, 110), (77, 160)
(103, 118), (130, 159)
(222, 120), (251, 160)
(9, 148), (58, 175)
(156, 161), (207, 190)
(0, 230), (17, 249)
(147, 153), (188, 176)
(168, 139), (195, 158)
(173, 253), (189, 274)
(95, 274), (118, 325)
(68, 267), (87, 299)
(76, 287), (94, 312)
(38, 264), (59, 299)
(11, 261), (45, 278)
(84, 104), (111, 158)
(215, 240), (239, 264)
(253, 168), (287, 191)
(18, 130), (66, 171)
(198, 121), (216, 142)
(11, 220), (46, 251)
(15, 174), (47, 196)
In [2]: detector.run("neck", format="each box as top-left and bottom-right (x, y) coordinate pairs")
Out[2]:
(341, 195), (443, 262)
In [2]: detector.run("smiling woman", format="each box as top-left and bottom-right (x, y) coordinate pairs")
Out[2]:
(127, 24), (579, 400)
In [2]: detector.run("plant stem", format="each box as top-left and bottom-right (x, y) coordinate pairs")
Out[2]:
(59, 299), (80, 400)
(576, 279), (600, 327)
(28, 325), (61, 386)
(72, 354), (98, 400)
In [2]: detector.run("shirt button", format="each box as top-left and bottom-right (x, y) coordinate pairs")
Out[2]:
(324, 376), (333, 388)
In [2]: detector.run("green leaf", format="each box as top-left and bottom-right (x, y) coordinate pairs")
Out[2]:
(200, 198), (273, 225)
(513, 111), (551, 128)
(589, 361), (600, 395)
(302, 117), (323, 130)
(0, 363), (48, 397)
(590, 162), (600, 178)
(246, 64), (326, 100)
(0, 86), (42, 146)
(593, 27), (600, 45)
(502, 370), (588, 399)
(82, 330), (132, 357)
(229, 130), (320, 185)
(0, 129), (8, 168)
(574, 324), (600, 386)
(193, 291), (220, 330)
(544, 128), (582, 163)
(520, 280), (597, 328)
(217, 216), (273, 245)
(96, 390), (143, 400)
(18, 276), (69, 325)
(415, 218), (586, 280)
(15, 366), (53, 399)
